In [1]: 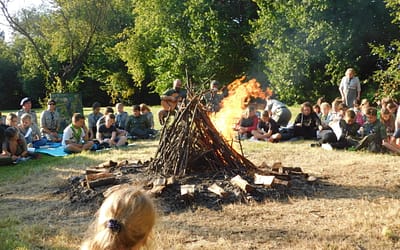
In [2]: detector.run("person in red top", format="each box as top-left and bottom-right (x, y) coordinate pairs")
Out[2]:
(233, 106), (259, 139)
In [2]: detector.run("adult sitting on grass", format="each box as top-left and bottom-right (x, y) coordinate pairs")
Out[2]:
(80, 186), (155, 250)
(17, 97), (38, 125)
(62, 113), (94, 153)
(126, 105), (156, 140)
(293, 101), (322, 140)
(40, 99), (61, 142)
(97, 113), (127, 148)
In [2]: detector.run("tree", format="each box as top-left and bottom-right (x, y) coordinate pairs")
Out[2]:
(250, 0), (400, 104)
(115, 0), (258, 95)
(0, 0), (113, 94)
(370, 0), (400, 101)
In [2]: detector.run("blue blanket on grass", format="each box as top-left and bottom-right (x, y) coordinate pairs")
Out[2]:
(34, 142), (69, 157)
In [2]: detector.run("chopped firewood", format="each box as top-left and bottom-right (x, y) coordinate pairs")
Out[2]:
(97, 160), (118, 168)
(117, 160), (129, 167)
(272, 178), (290, 187)
(153, 177), (166, 187)
(180, 184), (195, 196)
(230, 175), (254, 193)
(86, 173), (114, 181)
(254, 173), (275, 186)
(272, 162), (282, 170)
(166, 176), (176, 185)
(207, 183), (228, 197)
(307, 176), (317, 183)
(85, 168), (110, 175)
(86, 173), (116, 188)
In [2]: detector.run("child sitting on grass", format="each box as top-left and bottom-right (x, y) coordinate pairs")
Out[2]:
(80, 187), (155, 250)
(251, 110), (281, 142)
(19, 113), (47, 148)
(3, 126), (30, 163)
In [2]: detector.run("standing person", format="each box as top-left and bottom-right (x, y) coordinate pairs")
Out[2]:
(62, 113), (94, 153)
(40, 99), (61, 142)
(115, 103), (128, 130)
(339, 68), (361, 108)
(158, 79), (187, 125)
(17, 97), (38, 125)
(264, 95), (292, 127)
(80, 187), (155, 250)
(87, 102), (103, 140)
(97, 113), (127, 147)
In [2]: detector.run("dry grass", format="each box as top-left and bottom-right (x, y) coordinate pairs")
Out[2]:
(1, 134), (400, 249)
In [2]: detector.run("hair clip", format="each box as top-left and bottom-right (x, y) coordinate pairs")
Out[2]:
(106, 219), (122, 233)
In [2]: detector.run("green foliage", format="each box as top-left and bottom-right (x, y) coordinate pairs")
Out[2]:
(115, 0), (258, 95)
(250, 0), (400, 104)
(369, 0), (400, 102)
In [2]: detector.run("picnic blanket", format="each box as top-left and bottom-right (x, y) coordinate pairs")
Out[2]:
(34, 142), (69, 157)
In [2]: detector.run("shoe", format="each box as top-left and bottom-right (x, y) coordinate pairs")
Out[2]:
(310, 143), (321, 147)
(321, 143), (333, 150)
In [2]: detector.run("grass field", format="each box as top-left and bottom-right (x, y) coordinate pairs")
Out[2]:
(0, 106), (399, 249)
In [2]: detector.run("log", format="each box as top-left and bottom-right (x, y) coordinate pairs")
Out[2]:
(117, 160), (129, 167)
(86, 173), (116, 188)
(152, 177), (166, 187)
(96, 160), (118, 168)
(85, 168), (110, 175)
(180, 184), (195, 196)
(254, 173), (275, 186)
(166, 176), (176, 185)
(230, 175), (254, 193)
(272, 178), (290, 187)
(208, 183), (228, 197)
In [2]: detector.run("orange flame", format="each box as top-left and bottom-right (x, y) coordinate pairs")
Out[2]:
(211, 76), (271, 140)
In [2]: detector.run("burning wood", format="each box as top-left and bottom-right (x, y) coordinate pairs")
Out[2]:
(149, 94), (258, 177)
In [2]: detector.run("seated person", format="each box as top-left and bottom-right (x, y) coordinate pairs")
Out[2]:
(40, 99), (61, 142)
(251, 110), (282, 142)
(233, 106), (259, 139)
(264, 95), (292, 127)
(126, 105), (156, 139)
(17, 97), (38, 125)
(0, 125), (14, 165)
(355, 107), (388, 153)
(19, 113), (47, 148)
(97, 113), (127, 147)
(87, 102), (103, 140)
(3, 126), (30, 163)
(293, 101), (322, 139)
(140, 103), (155, 129)
(115, 103), (128, 130)
(62, 113), (94, 153)
(201, 80), (223, 113)
(315, 109), (360, 149)
(158, 79), (187, 125)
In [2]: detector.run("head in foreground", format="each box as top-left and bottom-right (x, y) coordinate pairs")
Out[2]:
(81, 187), (155, 250)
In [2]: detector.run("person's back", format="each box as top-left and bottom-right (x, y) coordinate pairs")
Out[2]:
(80, 187), (155, 250)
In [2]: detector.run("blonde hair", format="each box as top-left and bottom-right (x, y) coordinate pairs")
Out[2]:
(81, 187), (155, 250)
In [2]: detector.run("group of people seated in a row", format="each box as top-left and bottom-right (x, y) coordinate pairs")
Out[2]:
(0, 98), (158, 164)
(234, 96), (400, 154)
